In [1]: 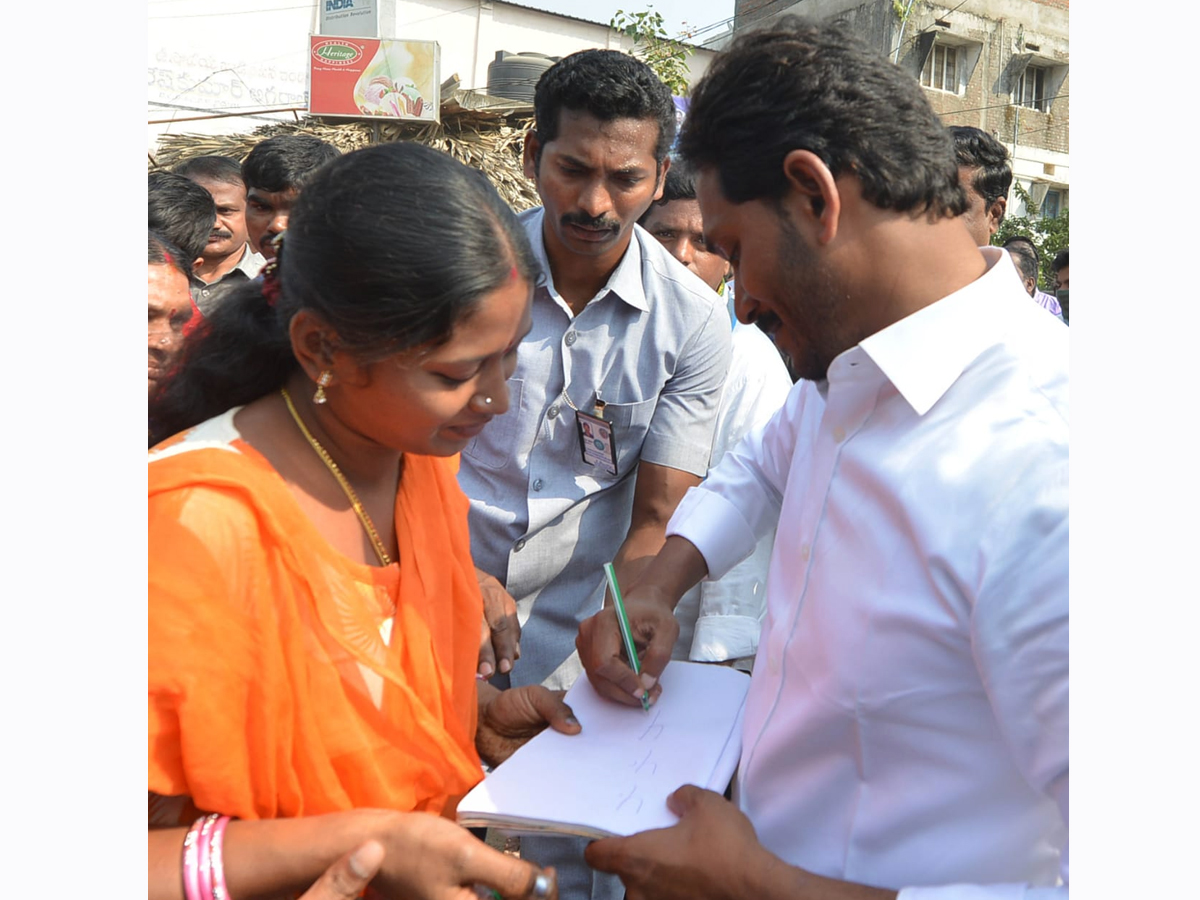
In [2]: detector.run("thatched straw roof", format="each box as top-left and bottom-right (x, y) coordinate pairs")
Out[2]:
(149, 89), (540, 212)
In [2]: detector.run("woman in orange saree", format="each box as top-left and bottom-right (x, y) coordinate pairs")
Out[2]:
(148, 143), (575, 900)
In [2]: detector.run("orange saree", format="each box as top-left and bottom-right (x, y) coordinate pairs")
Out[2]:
(149, 410), (485, 822)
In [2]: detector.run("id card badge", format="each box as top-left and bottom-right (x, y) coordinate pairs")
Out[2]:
(576, 409), (619, 476)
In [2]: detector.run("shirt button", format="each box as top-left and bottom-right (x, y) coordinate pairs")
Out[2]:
(564, 331), (577, 346)
(532, 479), (544, 492)
(514, 538), (527, 552)
(547, 405), (560, 419)
(201, 289), (210, 297)
(832, 426), (846, 443)
(799, 544), (810, 561)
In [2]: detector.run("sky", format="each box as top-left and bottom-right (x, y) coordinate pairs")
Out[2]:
(515, 0), (738, 43)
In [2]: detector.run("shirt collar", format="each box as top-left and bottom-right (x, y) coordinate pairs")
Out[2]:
(234, 244), (265, 279)
(853, 246), (1020, 416)
(528, 207), (649, 312)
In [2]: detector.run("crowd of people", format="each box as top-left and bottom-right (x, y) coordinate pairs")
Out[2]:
(148, 15), (1068, 900)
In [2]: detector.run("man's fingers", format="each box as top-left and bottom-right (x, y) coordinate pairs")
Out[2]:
(478, 616), (497, 679)
(526, 686), (581, 735)
(489, 614), (521, 673)
(583, 836), (626, 873)
(480, 576), (522, 673)
(591, 657), (656, 706)
(666, 784), (711, 817)
(577, 610), (647, 705)
(301, 839), (385, 900)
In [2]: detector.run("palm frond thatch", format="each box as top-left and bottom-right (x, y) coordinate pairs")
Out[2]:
(149, 91), (540, 211)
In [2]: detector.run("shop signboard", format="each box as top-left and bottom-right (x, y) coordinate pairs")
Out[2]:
(309, 36), (439, 122)
(319, 0), (378, 37)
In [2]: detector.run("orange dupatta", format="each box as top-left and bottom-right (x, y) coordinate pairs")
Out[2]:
(149, 433), (484, 821)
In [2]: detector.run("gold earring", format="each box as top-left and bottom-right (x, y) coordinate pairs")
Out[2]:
(313, 370), (332, 405)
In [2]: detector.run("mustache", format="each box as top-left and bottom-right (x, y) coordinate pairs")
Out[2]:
(208, 229), (233, 240)
(754, 311), (783, 336)
(561, 211), (620, 233)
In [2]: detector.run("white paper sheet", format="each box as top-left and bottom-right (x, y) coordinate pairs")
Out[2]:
(458, 661), (750, 839)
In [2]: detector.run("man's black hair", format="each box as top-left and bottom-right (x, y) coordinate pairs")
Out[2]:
(1007, 242), (1039, 288)
(950, 126), (1013, 207)
(679, 16), (966, 218)
(638, 165), (697, 225)
(148, 231), (193, 283)
(148, 172), (217, 265)
(1002, 234), (1040, 266)
(533, 50), (676, 166)
(241, 135), (341, 194)
(172, 155), (245, 188)
(1051, 247), (1069, 274)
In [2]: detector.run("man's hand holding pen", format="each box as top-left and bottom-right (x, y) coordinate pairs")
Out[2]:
(576, 584), (679, 708)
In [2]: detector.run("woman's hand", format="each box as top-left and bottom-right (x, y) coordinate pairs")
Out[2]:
(152, 809), (556, 900)
(304, 840), (385, 899)
(475, 683), (581, 768)
(370, 811), (556, 900)
(476, 568), (520, 680)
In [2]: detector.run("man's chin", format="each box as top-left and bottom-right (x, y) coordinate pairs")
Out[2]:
(204, 243), (239, 260)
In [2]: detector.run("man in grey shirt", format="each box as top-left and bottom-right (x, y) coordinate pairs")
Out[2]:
(457, 49), (731, 898)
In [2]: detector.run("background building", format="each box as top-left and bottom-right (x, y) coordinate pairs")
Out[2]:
(148, 0), (715, 150)
(731, 0), (1068, 219)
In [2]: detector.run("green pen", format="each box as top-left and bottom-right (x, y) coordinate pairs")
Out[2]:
(603, 562), (651, 712)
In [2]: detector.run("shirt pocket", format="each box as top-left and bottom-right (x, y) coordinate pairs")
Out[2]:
(570, 396), (658, 483)
(462, 378), (525, 470)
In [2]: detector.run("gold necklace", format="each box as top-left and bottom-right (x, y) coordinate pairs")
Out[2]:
(280, 387), (393, 566)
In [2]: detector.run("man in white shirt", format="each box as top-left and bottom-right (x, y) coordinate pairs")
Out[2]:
(576, 16), (1068, 900)
(638, 165), (792, 668)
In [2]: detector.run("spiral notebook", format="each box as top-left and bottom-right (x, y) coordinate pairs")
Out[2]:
(457, 661), (750, 840)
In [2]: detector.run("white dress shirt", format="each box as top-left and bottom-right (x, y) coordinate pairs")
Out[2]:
(672, 305), (793, 665)
(668, 249), (1069, 898)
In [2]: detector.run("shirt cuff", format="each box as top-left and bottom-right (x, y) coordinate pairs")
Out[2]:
(666, 486), (758, 581)
(689, 614), (761, 662)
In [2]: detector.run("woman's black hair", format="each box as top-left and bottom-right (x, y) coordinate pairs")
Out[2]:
(149, 142), (540, 446)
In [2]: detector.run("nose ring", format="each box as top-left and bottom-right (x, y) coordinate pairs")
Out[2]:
(483, 396), (493, 405)
(159, 337), (169, 345)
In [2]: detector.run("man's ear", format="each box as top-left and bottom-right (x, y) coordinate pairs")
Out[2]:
(191, 257), (205, 272)
(651, 155), (672, 203)
(780, 149), (841, 246)
(522, 132), (542, 182)
(987, 196), (1007, 236)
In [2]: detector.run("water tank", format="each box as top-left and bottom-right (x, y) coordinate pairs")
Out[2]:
(487, 51), (559, 103)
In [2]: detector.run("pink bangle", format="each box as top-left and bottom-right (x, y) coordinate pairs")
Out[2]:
(196, 814), (219, 900)
(209, 816), (233, 900)
(181, 816), (206, 900)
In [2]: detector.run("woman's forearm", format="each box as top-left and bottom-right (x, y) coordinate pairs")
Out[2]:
(149, 809), (401, 900)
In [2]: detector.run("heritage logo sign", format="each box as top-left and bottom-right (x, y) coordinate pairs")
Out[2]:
(312, 40), (363, 66)
(308, 36), (440, 123)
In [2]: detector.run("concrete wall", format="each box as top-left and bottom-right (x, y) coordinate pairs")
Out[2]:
(148, 0), (714, 150)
